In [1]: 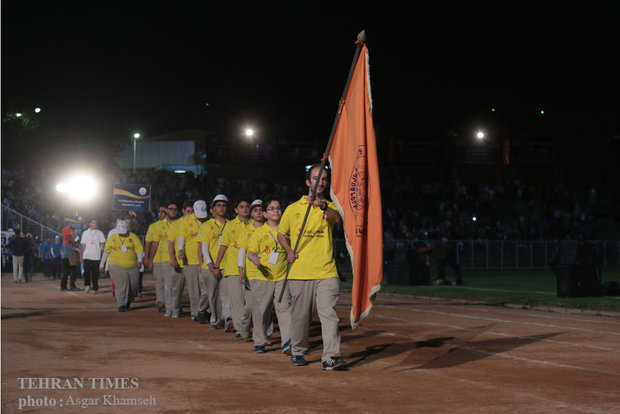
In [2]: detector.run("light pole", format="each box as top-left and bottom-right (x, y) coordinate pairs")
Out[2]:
(132, 132), (141, 173)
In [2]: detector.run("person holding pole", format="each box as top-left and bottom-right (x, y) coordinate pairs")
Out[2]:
(277, 164), (345, 370)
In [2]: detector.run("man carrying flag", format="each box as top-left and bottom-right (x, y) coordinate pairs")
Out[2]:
(278, 164), (344, 370)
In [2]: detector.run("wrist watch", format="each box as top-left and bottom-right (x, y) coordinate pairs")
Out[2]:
(320, 202), (328, 211)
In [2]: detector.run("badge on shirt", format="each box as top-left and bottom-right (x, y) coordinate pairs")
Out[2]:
(121, 245), (128, 253)
(268, 251), (279, 265)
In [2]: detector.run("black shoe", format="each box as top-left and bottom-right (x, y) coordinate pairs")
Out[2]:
(118, 306), (126, 312)
(69, 287), (80, 291)
(322, 356), (345, 371)
(125, 303), (131, 310)
(291, 355), (307, 366)
(197, 311), (207, 324)
(60, 287), (68, 291)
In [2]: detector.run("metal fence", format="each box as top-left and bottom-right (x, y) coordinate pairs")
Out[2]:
(1, 204), (61, 240)
(334, 238), (620, 272)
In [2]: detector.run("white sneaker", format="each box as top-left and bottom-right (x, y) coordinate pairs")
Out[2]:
(84, 286), (90, 293)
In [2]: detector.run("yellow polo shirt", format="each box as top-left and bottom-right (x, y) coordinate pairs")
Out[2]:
(220, 216), (250, 276)
(167, 217), (185, 268)
(239, 221), (263, 280)
(197, 218), (228, 271)
(104, 232), (144, 269)
(179, 213), (204, 265)
(247, 224), (287, 281)
(278, 195), (338, 280)
(154, 219), (173, 263)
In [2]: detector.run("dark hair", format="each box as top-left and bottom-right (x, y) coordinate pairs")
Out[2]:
(166, 201), (178, 208)
(235, 198), (250, 208)
(182, 200), (193, 209)
(262, 195), (282, 210)
(305, 163), (329, 180)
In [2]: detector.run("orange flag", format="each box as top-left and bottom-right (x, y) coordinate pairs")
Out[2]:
(328, 42), (382, 329)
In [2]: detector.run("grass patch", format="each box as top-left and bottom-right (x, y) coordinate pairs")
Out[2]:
(340, 269), (620, 313)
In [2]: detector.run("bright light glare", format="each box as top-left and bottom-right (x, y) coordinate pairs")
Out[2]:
(34, 107), (41, 113)
(56, 174), (98, 202)
(133, 132), (141, 139)
(472, 216), (477, 222)
(476, 131), (485, 140)
(244, 128), (255, 137)
(15, 113), (22, 117)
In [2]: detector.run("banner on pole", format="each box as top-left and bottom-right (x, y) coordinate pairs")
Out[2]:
(328, 43), (383, 329)
(112, 184), (151, 212)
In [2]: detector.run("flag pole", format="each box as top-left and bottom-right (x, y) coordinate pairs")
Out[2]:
(278, 30), (366, 303)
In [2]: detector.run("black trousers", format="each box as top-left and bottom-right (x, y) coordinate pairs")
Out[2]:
(83, 259), (101, 291)
(61, 258), (79, 289)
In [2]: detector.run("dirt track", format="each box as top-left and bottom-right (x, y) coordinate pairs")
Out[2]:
(2, 273), (620, 413)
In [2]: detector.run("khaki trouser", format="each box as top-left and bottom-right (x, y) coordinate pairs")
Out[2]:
(12, 256), (24, 282)
(200, 267), (222, 324)
(152, 261), (167, 306)
(108, 264), (139, 308)
(221, 274), (245, 331)
(250, 279), (291, 347)
(289, 277), (340, 362)
(183, 264), (201, 318)
(165, 265), (185, 317)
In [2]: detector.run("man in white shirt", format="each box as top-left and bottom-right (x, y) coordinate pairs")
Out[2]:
(80, 219), (106, 294)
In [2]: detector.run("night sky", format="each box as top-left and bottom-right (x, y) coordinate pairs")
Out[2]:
(2, 1), (618, 166)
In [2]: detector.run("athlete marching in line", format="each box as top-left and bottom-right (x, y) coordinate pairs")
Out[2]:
(178, 200), (209, 322)
(197, 194), (229, 328)
(144, 206), (167, 313)
(214, 199), (252, 335)
(247, 197), (292, 354)
(167, 201), (193, 318)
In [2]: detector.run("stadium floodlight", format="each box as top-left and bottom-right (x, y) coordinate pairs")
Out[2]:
(476, 131), (485, 140)
(34, 107), (41, 113)
(244, 128), (255, 138)
(56, 173), (99, 203)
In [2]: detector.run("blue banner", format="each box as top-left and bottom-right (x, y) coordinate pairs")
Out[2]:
(112, 184), (151, 212)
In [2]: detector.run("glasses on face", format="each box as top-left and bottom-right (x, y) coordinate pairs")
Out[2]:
(266, 206), (282, 211)
(214, 203), (227, 208)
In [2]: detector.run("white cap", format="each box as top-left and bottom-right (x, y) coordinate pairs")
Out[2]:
(116, 221), (128, 234)
(250, 199), (263, 209)
(193, 200), (208, 218)
(212, 194), (229, 206)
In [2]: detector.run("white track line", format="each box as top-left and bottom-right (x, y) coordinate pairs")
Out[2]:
(188, 340), (210, 351)
(378, 304), (620, 337)
(376, 295), (620, 326)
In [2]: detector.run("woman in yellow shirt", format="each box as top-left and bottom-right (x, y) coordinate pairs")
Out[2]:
(100, 221), (144, 312)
